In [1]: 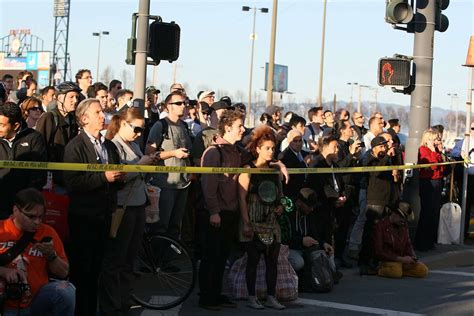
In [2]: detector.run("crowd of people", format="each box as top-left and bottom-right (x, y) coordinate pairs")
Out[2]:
(0, 70), (472, 315)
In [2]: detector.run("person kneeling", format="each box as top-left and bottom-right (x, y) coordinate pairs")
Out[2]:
(0, 188), (74, 316)
(374, 202), (429, 279)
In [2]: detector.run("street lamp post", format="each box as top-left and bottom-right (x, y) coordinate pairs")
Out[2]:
(347, 82), (358, 110)
(358, 84), (371, 115)
(317, 0), (328, 107)
(92, 31), (109, 81)
(266, 0), (278, 107)
(243, 6), (268, 126)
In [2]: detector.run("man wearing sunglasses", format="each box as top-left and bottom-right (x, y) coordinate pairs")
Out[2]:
(146, 91), (192, 239)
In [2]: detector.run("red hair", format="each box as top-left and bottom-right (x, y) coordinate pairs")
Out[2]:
(246, 125), (276, 157)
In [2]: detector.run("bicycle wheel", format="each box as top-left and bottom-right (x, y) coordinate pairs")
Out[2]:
(131, 233), (197, 310)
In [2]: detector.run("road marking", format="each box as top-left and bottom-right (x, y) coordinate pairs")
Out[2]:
(297, 298), (423, 316)
(430, 270), (474, 277)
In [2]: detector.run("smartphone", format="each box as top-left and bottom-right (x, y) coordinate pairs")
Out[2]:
(40, 236), (53, 243)
(360, 142), (366, 148)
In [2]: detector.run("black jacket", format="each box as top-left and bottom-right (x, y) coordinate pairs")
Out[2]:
(36, 108), (78, 186)
(63, 132), (121, 220)
(287, 210), (326, 251)
(0, 126), (47, 216)
(278, 148), (307, 199)
(352, 124), (368, 141)
(365, 151), (395, 207)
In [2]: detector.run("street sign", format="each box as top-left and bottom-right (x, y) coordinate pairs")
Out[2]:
(377, 57), (411, 87)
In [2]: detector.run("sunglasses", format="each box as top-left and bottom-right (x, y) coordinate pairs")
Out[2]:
(169, 101), (187, 106)
(127, 122), (144, 134)
(29, 107), (43, 112)
(471, 127), (474, 130)
(20, 209), (44, 221)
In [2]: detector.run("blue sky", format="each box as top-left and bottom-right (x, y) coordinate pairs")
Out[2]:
(1, 0), (473, 110)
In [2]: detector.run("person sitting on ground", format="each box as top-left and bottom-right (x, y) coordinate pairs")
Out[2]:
(287, 188), (341, 283)
(0, 188), (74, 316)
(374, 202), (429, 279)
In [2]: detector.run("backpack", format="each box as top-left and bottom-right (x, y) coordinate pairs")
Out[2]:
(156, 118), (192, 151)
(306, 124), (315, 141)
(303, 249), (334, 293)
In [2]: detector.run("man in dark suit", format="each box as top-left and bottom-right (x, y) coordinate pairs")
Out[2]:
(63, 98), (125, 316)
(387, 119), (401, 146)
(278, 130), (308, 200)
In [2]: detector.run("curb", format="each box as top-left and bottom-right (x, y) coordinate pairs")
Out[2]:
(421, 248), (474, 269)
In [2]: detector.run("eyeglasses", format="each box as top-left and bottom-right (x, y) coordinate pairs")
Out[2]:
(471, 127), (474, 130)
(127, 122), (144, 134)
(168, 101), (187, 106)
(291, 138), (303, 143)
(20, 209), (44, 222)
(355, 116), (364, 120)
(81, 76), (93, 80)
(29, 107), (43, 112)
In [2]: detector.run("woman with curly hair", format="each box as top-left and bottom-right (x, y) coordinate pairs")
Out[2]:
(238, 125), (285, 310)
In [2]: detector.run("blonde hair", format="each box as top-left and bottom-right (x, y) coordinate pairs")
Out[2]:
(421, 128), (440, 146)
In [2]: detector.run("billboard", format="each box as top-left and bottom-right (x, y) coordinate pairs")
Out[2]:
(264, 63), (288, 93)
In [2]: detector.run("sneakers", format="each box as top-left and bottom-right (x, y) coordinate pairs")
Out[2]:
(247, 296), (264, 309)
(264, 295), (285, 310)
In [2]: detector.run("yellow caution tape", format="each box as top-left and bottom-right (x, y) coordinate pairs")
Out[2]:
(0, 160), (464, 174)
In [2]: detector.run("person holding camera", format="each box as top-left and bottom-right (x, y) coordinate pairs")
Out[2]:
(145, 91), (192, 239)
(0, 188), (74, 316)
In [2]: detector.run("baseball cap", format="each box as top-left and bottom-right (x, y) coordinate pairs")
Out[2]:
(211, 100), (233, 111)
(371, 135), (388, 148)
(265, 104), (283, 116)
(198, 90), (215, 102)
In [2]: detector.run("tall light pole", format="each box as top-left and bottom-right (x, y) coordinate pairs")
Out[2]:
(266, 0), (278, 107)
(347, 82), (358, 109)
(317, 0), (328, 107)
(243, 6), (268, 126)
(92, 31), (109, 81)
(448, 93), (459, 137)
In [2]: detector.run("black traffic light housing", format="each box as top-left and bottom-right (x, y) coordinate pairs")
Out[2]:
(148, 21), (180, 63)
(435, 0), (449, 32)
(377, 57), (412, 88)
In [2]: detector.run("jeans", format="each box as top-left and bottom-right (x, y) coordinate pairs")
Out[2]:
(155, 187), (189, 239)
(4, 281), (75, 316)
(348, 189), (367, 251)
(99, 204), (146, 314)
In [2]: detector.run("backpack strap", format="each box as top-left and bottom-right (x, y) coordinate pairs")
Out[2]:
(156, 118), (169, 151)
(0, 231), (35, 266)
(307, 124), (315, 139)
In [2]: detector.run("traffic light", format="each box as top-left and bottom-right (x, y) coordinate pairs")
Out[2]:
(435, 0), (449, 32)
(385, 0), (413, 24)
(148, 21), (180, 63)
(377, 57), (411, 88)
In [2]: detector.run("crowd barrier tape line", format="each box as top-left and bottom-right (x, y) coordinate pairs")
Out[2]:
(0, 160), (464, 175)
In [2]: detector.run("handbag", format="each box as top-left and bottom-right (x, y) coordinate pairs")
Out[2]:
(110, 178), (138, 238)
(145, 184), (160, 224)
(42, 188), (70, 242)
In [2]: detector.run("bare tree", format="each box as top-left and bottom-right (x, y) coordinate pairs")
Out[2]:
(234, 90), (245, 103)
(100, 66), (114, 86)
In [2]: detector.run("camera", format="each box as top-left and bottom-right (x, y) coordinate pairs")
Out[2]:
(5, 283), (30, 300)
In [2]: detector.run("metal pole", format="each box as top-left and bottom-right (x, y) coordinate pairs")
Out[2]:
(455, 95), (459, 137)
(460, 67), (473, 244)
(358, 84), (362, 114)
(133, 0), (150, 111)
(317, 0), (327, 107)
(153, 65), (157, 86)
(404, 1), (435, 165)
(350, 84), (354, 108)
(96, 34), (101, 82)
(248, 7), (257, 126)
(266, 0), (278, 107)
(172, 63), (177, 83)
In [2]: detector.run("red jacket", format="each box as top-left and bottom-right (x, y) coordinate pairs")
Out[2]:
(418, 146), (445, 180)
(374, 217), (415, 262)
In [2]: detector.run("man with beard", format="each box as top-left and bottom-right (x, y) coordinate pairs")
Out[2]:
(374, 202), (428, 279)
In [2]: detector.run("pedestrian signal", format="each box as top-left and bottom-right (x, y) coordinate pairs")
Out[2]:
(148, 21), (180, 63)
(377, 58), (411, 87)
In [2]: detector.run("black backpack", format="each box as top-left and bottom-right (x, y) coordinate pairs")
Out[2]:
(303, 249), (334, 293)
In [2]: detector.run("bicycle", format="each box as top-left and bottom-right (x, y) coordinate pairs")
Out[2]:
(131, 231), (197, 310)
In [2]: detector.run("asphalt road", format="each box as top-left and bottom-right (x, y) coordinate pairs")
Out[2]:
(131, 256), (474, 316)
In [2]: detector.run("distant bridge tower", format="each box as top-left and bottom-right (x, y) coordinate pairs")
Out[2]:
(52, 0), (72, 82)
